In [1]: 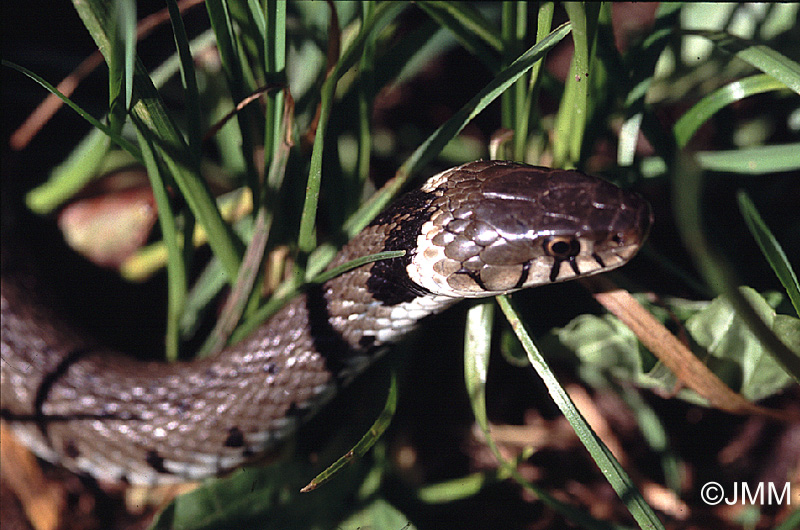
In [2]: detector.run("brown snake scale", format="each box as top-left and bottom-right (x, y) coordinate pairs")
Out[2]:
(1, 160), (652, 484)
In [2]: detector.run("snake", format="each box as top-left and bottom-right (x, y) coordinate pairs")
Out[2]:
(1, 160), (652, 485)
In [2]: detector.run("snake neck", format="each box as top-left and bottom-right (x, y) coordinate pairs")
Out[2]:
(0, 187), (459, 484)
(320, 186), (459, 352)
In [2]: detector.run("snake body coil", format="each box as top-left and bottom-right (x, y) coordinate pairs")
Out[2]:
(1, 161), (652, 484)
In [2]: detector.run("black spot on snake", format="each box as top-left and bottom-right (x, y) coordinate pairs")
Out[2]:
(263, 362), (278, 374)
(367, 189), (437, 305)
(33, 346), (96, 447)
(305, 284), (365, 377)
(224, 427), (245, 448)
(63, 440), (80, 458)
(145, 450), (169, 474)
(358, 335), (376, 349)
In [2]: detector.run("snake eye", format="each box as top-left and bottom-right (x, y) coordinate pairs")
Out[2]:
(544, 236), (580, 258)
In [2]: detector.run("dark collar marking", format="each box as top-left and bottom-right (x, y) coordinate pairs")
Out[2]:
(366, 188), (437, 306)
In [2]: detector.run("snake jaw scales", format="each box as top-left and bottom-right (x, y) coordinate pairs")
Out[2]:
(1, 161), (652, 484)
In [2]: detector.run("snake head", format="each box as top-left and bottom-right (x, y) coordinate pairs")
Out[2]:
(407, 161), (653, 298)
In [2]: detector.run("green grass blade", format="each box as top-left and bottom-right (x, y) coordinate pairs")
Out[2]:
(615, 383), (682, 494)
(514, 1), (554, 160)
(416, 1), (501, 73)
(24, 128), (112, 214)
(204, 0), (261, 197)
(695, 143), (800, 173)
(463, 302), (494, 446)
(300, 372), (398, 492)
(245, 0), (267, 37)
(463, 302), (632, 529)
(106, 0), (135, 134)
(672, 156), (800, 381)
(403, 20), (569, 179)
(344, 22), (572, 238)
(416, 473), (491, 503)
(496, 294), (665, 530)
(774, 509), (800, 530)
(674, 73), (790, 149)
(553, 3), (600, 167)
(230, 250), (405, 344)
(737, 190), (800, 317)
(617, 2), (682, 167)
(165, 0), (203, 163)
(512, 2), (555, 161)
(262, 0), (286, 185)
(180, 256), (228, 340)
(134, 119), (186, 361)
(356, 2), (376, 190)
(690, 29), (800, 95)
(3, 60), (140, 159)
(501, 1), (528, 159)
(197, 99), (293, 357)
(310, 251), (406, 285)
(204, 0), (248, 103)
(73, 0), (243, 281)
(297, 2), (408, 257)
(120, 2), (136, 110)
